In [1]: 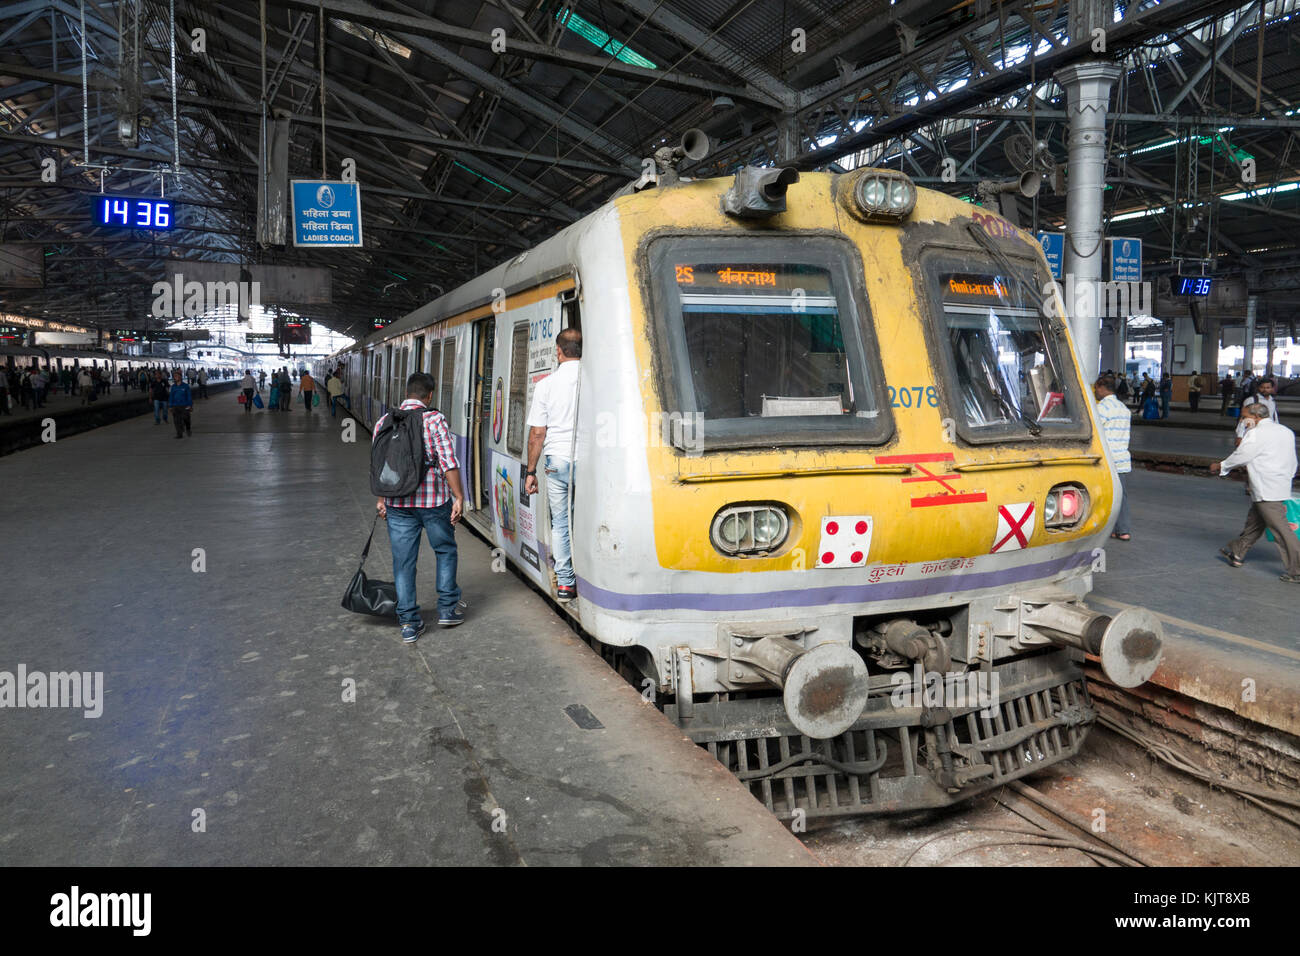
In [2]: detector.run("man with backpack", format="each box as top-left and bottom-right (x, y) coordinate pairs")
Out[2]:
(372, 372), (465, 643)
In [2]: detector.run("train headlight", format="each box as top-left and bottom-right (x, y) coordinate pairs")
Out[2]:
(1044, 483), (1090, 529)
(711, 504), (790, 556)
(850, 169), (917, 222)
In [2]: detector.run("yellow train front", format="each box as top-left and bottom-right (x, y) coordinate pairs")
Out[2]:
(330, 158), (1165, 821)
(584, 163), (1163, 820)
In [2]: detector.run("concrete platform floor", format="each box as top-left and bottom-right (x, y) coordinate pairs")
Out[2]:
(0, 404), (810, 865)
(1086, 466), (1300, 735)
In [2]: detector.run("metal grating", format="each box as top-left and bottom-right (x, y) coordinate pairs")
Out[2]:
(676, 655), (1095, 820)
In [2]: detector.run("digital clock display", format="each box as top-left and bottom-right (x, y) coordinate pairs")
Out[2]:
(93, 195), (174, 230)
(1175, 275), (1212, 296)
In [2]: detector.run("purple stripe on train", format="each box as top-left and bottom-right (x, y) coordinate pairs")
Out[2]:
(575, 550), (1094, 613)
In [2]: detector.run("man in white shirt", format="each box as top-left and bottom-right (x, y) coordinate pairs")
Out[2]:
(1094, 376), (1134, 540)
(523, 328), (581, 602)
(1212, 403), (1300, 581)
(1234, 377), (1278, 444)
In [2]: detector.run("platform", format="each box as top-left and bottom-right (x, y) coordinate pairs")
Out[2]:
(0, 405), (811, 866)
(1086, 467), (1300, 738)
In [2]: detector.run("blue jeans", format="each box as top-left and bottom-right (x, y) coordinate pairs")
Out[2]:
(153, 399), (168, 422)
(386, 502), (460, 625)
(545, 455), (575, 587)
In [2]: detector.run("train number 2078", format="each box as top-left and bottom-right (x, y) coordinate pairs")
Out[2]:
(887, 385), (939, 408)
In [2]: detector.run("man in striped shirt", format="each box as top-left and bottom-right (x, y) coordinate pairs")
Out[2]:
(374, 372), (466, 642)
(1094, 376), (1133, 541)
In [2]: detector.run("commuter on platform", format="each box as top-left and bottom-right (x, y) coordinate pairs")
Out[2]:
(1234, 377), (1280, 447)
(240, 370), (256, 414)
(259, 369), (266, 390)
(1095, 375), (1134, 542)
(1213, 403), (1300, 582)
(1139, 373), (1155, 405)
(523, 328), (583, 602)
(1157, 373), (1172, 418)
(0, 369), (10, 415)
(327, 370), (345, 416)
(374, 372), (465, 642)
(169, 369), (193, 439)
(197, 367), (208, 400)
(1188, 370), (1203, 413)
(1220, 373), (1236, 415)
(298, 370), (315, 412)
(150, 373), (170, 424)
(76, 368), (93, 405)
(279, 369), (293, 412)
(30, 367), (47, 408)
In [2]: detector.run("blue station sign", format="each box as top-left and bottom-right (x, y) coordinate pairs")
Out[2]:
(1036, 231), (1064, 279)
(291, 181), (363, 248)
(1109, 236), (1142, 282)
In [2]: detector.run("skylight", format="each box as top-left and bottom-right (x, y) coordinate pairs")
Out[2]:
(556, 10), (657, 69)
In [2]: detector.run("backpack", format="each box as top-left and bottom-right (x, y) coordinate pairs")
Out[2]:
(370, 408), (439, 497)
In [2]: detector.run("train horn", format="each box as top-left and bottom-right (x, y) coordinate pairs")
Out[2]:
(1021, 602), (1164, 688)
(731, 635), (870, 739)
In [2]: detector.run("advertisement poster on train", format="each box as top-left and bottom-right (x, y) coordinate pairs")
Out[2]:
(525, 299), (559, 416)
(491, 450), (541, 575)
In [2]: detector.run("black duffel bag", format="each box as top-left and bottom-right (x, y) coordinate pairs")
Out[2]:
(342, 514), (397, 618)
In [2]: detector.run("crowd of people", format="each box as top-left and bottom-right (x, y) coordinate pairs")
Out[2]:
(0, 362), (244, 415)
(235, 365), (348, 414)
(1093, 369), (1299, 584)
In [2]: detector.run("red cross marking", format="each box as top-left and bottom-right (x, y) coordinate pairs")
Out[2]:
(993, 502), (1034, 552)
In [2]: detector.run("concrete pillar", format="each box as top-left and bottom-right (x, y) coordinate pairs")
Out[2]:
(1100, 317), (1128, 374)
(1056, 61), (1122, 385)
(1266, 315), (1275, 374)
(1203, 314), (1221, 383)
(1171, 315), (1200, 374)
(1242, 296), (1258, 376)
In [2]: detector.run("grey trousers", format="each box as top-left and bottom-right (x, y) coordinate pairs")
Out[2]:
(1227, 500), (1300, 576)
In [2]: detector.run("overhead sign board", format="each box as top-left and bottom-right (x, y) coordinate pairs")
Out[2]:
(93, 195), (173, 230)
(291, 181), (363, 248)
(1036, 231), (1064, 279)
(148, 329), (183, 342)
(246, 332), (277, 344)
(1109, 237), (1142, 282)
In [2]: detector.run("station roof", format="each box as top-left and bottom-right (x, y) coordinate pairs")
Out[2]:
(2, 0), (1298, 338)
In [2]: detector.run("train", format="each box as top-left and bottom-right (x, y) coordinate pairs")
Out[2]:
(0, 344), (210, 380)
(321, 138), (1165, 821)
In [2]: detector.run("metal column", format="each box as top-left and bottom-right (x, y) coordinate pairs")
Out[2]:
(1056, 61), (1121, 385)
(1242, 296), (1258, 376)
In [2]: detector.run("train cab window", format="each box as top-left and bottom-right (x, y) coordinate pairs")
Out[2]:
(646, 236), (891, 450)
(921, 255), (1089, 444)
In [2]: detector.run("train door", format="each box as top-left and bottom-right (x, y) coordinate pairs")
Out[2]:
(470, 317), (496, 512)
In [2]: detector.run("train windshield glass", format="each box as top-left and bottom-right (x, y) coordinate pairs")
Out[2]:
(935, 271), (1078, 437)
(649, 237), (890, 449)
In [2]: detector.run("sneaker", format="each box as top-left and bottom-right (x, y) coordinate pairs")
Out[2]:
(556, 584), (577, 602)
(401, 621), (426, 643)
(438, 609), (465, 627)
(1219, 547), (1243, 568)
(1281, 574), (1300, 584)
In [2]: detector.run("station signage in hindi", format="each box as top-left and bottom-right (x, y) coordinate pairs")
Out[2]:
(291, 181), (363, 248)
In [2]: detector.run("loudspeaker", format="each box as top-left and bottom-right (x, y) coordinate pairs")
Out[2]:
(679, 128), (710, 161)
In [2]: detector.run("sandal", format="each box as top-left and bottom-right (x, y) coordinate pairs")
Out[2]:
(1110, 532), (1131, 541)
